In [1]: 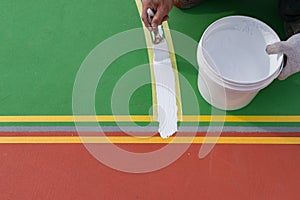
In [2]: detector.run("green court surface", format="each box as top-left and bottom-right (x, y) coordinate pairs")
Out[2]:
(0, 0), (300, 127)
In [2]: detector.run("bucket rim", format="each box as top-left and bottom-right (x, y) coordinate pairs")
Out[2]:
(198, 15), (283, 85)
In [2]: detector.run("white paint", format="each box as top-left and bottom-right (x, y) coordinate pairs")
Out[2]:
(203, 29), (270, 82)
(197, 16), (283, 110)
(152, 26), (178, 138)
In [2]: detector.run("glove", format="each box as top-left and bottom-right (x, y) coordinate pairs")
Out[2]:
(266, 33), (300, 80)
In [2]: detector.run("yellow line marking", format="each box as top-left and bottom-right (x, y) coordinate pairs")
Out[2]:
(0, 136), (300, 144)
(0, 115), (300, 122)
(162, 21), (183, 120)
(0, 116), (152, 122)
(135, 0), (183, 120)
(182, 115), (300, 122)
(135, 0), (158, 120)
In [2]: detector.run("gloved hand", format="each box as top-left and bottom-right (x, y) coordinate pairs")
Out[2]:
(141, 0), (174, 29)
(266, 33), (300, 80)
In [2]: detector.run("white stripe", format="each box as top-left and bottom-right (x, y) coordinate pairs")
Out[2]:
(152, 26), (178, 138)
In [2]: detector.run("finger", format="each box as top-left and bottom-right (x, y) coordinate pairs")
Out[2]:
(266, 41), (289, 55)
(278, 64), (299, 80)
(151, 8), (167, 27)
(162, 15), (169, 22)
(141, 8), (151, 29)
(142, 1), (155, 30)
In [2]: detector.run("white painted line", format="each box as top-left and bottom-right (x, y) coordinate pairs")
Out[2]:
(152, 26), (178, 138)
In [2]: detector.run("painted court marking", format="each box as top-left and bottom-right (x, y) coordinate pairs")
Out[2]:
(0, 115), (299, 144)
(0, 136), (299, 144)
(2, 126), (300, 132)
(135, 0), (183, 120)
(0, 115), (300, 122)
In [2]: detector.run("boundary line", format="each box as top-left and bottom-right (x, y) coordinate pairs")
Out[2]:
(0, 115), (300, 122)
(135, 0), (158, 119)
(162, 21), (183, 120)
(0, 136), (300, 144)
(1, 126), (300, 132)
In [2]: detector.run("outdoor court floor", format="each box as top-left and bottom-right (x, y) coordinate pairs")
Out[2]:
(0, 0), (300, 199)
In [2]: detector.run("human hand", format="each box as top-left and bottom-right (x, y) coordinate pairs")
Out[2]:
(141, 0), (174, 29)
(266, 33), (300, 80)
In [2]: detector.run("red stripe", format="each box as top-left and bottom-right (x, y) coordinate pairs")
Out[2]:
(0, 131), (300, 137)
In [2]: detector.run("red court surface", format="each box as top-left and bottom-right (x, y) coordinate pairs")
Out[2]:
(0, 132), (299, 200)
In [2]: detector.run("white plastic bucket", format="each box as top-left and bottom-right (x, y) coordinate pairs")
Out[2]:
(197, 16), (283, 110)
